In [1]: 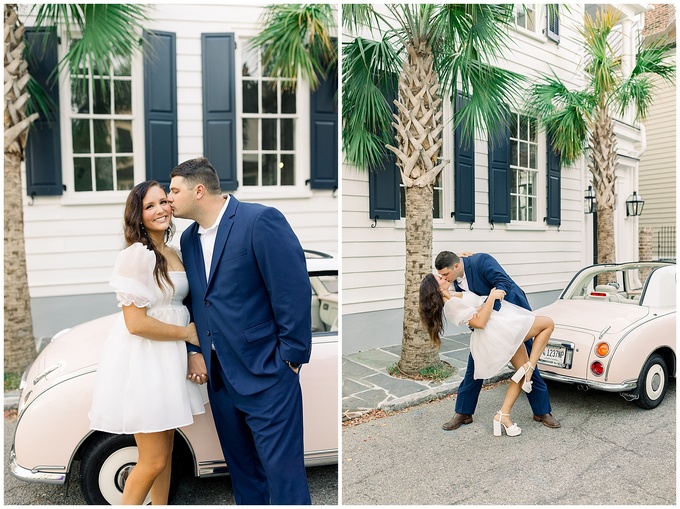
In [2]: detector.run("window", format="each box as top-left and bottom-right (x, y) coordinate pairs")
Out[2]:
(399, 169), (444, 220)
(510, 113), (538, 222)
(69, 55), (135, 192)
(241, 46), (297, 187)
(515, 5), (536, 32)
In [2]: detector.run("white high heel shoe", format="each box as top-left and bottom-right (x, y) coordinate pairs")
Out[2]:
(493, 410), (522, 437)
(511, 362), (535, 393)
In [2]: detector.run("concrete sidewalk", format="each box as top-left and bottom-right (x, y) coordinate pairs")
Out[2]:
(342, 332), (513, 420)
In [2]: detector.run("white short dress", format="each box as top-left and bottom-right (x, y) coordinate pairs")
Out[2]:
(89, 242), (206, 434)
(444, 292), (535, 380)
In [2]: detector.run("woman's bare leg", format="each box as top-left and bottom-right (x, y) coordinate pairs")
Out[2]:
(121, 430), (173, 505)
(497, 343), (530, 428)
(149, 429), (175, 505)
(524, 316), (555, 367)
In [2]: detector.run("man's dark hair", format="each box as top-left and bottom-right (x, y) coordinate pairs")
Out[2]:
(170, 157), (222, 195)
(435, 251), (460, 270)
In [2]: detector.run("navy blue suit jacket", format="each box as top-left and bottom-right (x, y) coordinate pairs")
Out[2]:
(181, 196), (312, 396)
(454, 253), (531, 311)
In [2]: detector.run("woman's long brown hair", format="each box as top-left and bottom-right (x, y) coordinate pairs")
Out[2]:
(419, 273), (445, 348)
(123, 180), (175, 293)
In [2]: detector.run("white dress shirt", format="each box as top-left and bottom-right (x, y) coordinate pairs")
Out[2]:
(456, 271), (469, 292)
(198, 196), (230, 282)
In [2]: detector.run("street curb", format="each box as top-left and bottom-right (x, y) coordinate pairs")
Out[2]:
(5, 390), (20, 411)
(342, 368), (513, 421)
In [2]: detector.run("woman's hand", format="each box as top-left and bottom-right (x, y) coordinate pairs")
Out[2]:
(185, 322), (200, 346)
(489, 288), (506, 301)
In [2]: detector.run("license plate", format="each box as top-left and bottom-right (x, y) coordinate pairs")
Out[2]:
(539, 343), (571, 368)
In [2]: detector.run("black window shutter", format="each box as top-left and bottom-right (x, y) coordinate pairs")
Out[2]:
(309, 63), (338, 190)
(25, 27), (62, 196)
(202, 33), (238, 191)
(546, 5), (560, 43)
(144, 30), (178, 188)
(488, 117), (511, 224)
(454, 92), (475, 223)
(546, 134), (561, 226)
(368, 77), (400, 221)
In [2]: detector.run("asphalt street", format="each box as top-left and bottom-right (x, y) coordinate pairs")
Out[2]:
(4, 414), (338, 505)
(342, 378), (676, 505)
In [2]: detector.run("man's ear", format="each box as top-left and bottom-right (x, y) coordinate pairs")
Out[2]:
(194, 184), (206, 200)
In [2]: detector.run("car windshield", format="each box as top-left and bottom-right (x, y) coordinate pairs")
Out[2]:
(563, 263), (670, 304)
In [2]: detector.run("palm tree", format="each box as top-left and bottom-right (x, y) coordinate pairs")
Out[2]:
(249, 4), (337, 92)
(4, 4), (148, 374)
(527, 7), (675, 273)
(342, 5), (524, 375)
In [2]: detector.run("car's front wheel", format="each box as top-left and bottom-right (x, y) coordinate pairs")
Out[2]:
(633, 353), (668, 410)
(79, 433), (180, 505)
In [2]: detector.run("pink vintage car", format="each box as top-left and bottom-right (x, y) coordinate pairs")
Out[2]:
(10, 250), (338, 504)
(535, 261), (676, 409)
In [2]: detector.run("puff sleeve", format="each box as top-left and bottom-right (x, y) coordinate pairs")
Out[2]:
(109, 243), (157, 308)
(443, 297), (476, 327)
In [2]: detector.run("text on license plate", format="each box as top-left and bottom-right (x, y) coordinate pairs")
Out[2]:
(539, 345), (567, 368)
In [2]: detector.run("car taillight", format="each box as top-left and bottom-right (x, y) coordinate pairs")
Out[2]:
(591, 361), (604, 376)
(595, 342), (610, 357)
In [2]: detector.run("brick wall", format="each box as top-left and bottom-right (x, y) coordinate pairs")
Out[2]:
(643, 4), (676, 36)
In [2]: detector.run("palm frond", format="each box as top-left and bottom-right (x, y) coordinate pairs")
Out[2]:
(342, 36), (401, 170)
(250, 4), (336, 92)
(580, 6), (622, 100)
(342, 4), (386, 35)
(526, 74), (593, 166)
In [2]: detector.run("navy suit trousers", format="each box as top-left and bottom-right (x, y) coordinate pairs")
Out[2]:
(208, 351), (311, 505)
(455, 337), (552, 416)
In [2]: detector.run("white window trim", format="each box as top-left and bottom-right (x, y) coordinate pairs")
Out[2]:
(510, 4), (552, 44)
(234, 34), (313, 201)
(58, 31), (146, 206)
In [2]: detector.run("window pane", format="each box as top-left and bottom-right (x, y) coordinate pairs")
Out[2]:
(112, 55), (131, 76)
(529, 117), (537, 142)
(519, 195), (527, 221)
(528, 171), (536, 195)
(262, 81), (277, 114)
(242, 46), (260, 77)
(262, 119), (277, 150)
(115, 121), (133, 153)
(114, 80), (132, 115)
(281, 119), (295, 150)
(242, 118), (259, 150)
(519, 141), (528, 167)
(93, 120), (112, 153)
(72, 119), (91, 154)
(528, 196), (536, 221)
(71, 77), (89, 114)
(281, 87), (296, 113)
(116, 156), (134, 190)
(519, 116), (528, 140)
(262, 154), (277, 186)
(93, 79), (111, 114)
(511, 193), (518, 220)
(510, 114), (518, 139)
(530, 143), (537, 168)
(511, 167), (518, 192)
(74, 157), (92, 192)
(243, 154), (258, 186)
(95, 157), (114, 191)
(511, 140), (518, 167)
(243, 80), (259, 113)
(281, 154), (295, 186)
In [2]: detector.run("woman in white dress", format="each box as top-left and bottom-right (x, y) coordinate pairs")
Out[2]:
(89, 180), (205, 504)
(419, 273), (554, 437)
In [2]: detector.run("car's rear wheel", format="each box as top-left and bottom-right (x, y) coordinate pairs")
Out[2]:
(79, 433), (180, 505)
(633, 354), (668, 410)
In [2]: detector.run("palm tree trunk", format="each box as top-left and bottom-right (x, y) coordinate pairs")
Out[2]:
(589, 106), (618, 283)
(5, 4), (37, 372)
(393, 41), (444, 375)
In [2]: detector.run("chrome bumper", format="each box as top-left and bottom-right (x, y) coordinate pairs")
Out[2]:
(9, 446), (66, 485)
(540, 371), (637, 392)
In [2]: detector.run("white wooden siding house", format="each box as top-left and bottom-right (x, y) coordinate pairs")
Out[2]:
(342, 4), (650, 353)
(20, 4), (338, 342)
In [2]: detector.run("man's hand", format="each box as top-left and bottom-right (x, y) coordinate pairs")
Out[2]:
(458, 251), (474, 257)
(187, 353), (209, 385)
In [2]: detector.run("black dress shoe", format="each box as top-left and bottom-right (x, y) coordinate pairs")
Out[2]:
(442, 412), (473, 430)
(533, 413), (561, 428)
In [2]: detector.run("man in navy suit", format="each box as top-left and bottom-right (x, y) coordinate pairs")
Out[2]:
(434, 251), (561, 431)
(167, 158), (312, 504)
